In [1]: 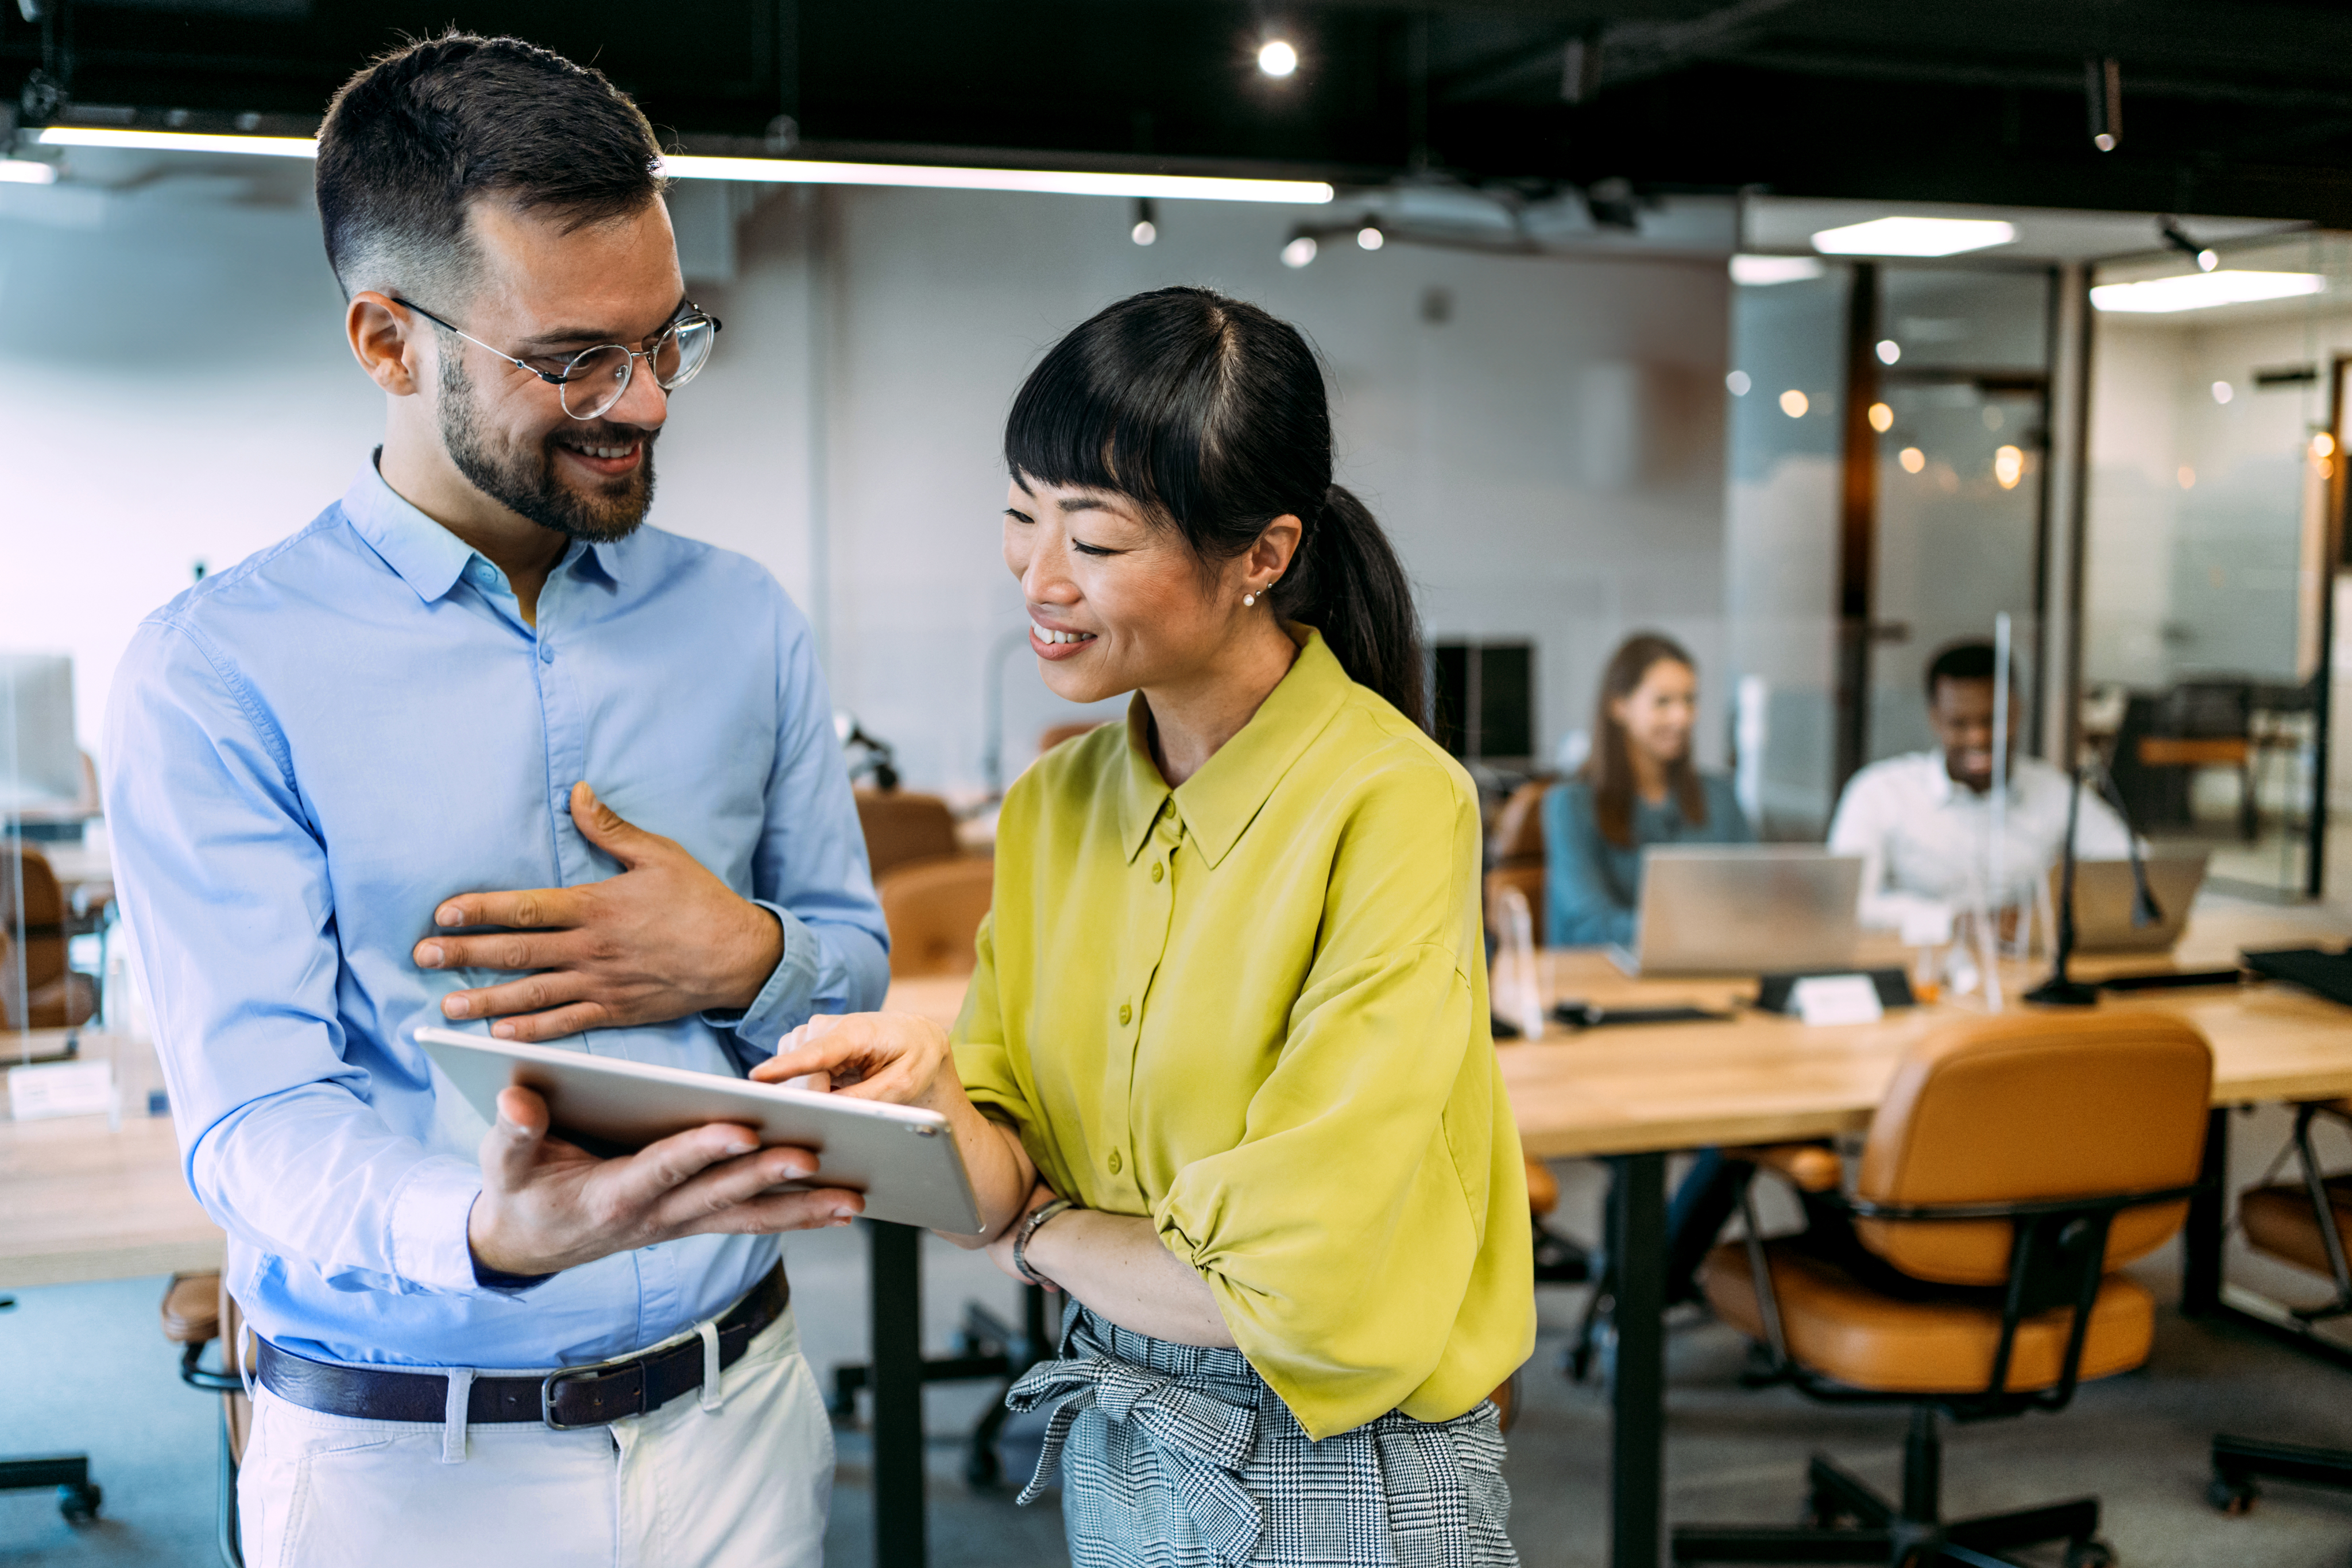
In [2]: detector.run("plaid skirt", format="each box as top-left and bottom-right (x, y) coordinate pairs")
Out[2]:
(1005, 1304), (1517, 1568)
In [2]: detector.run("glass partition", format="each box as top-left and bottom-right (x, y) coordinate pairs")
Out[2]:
(2081, 233), (2352, 898)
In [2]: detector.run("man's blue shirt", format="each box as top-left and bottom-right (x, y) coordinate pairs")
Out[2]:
(102, 459), (890, 1369)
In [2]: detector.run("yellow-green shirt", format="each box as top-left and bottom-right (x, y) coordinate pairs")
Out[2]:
(953, 628), (1535, 1439)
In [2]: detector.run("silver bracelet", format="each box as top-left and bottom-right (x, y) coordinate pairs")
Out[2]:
(1011, 1198), (1076, 1291)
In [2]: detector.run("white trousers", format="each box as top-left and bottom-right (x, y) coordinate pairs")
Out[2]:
(237, 1307), (833, 1568)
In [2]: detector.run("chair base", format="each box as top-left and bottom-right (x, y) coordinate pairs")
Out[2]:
(2210, 1433), (2352, 1515)
(0, 1454), (102, 1526)
(1673, 1410), (2113, 1568)
(829, 1284), (1053, 1489)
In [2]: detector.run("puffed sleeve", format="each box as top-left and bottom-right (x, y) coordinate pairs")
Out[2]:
(1149, 758), (1528, 1438)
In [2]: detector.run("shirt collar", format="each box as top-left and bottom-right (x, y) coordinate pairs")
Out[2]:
(1117, 626), (1356, 869)
(1922, 749), (2020, 807)
(339, 451), (630, 603)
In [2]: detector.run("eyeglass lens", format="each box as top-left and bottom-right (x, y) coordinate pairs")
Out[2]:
(557, 318), (718, 420)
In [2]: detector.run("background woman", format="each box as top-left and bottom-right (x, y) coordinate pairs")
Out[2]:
(759, 287), (1531, 1566)
(1544, 633), (1751, 949)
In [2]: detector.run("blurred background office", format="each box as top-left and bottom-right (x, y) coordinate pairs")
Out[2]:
(18, 4), (2352, 1567)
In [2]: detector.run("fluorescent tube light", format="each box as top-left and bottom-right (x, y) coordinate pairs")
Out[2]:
(1811, 216), (2017, 257)
(0, 158), (58, 184)
(1728, 254), (1824, 286)
(30, 126), (1334, 204)
(37, 126), (319, 157)
(2090, 270), (2325, 313)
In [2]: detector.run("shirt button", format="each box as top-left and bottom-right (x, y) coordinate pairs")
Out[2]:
(1150, 861), (1163, 883)
(1107, 1150), (1123, 1175)
(1117, 1002), (1132, 1025)
(538, 643), (554, 664)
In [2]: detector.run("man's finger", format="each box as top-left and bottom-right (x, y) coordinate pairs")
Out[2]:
(644, 1147), (830, 1230)
(667, 1186), (865, 1240)
(479, 1086), (551, 1193)
(432, 885), (587, 932)
(415, 930), (578, 974)
(441, 971), (591, 1021)
(569, 781), (663, 869)
(487, 1002), (620, 1043)
(604, 1122), (794, 1211)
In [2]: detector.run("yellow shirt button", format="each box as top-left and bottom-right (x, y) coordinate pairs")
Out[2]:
(1150, 861), (1163, 883)
(1118, 1002), (1132, 1025)
(1108, 1149), (1123, 1174)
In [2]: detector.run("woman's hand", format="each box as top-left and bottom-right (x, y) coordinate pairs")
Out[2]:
(751, 1012), (958, 1113)
(986, 1182), (1066, 1285)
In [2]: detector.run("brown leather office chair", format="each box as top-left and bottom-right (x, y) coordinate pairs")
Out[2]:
(853, 789), (961, 881)
(1674, 1011), (2213, 1568)
(0, 843), (96, 1029)
(2208, 1098), (2352, 1516)
(160, 1272), (250, 1567)
(877, 855), (994, 978)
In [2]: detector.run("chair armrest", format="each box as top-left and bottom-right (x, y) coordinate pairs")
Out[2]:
(1724, 1143), (1842, 1193)
(160, 1271), (222, 1346)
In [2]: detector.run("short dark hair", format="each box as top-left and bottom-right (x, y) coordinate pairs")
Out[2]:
(1925, 638), (1999, 697)
(315, 32), (663, 303)
(1005, 287), (1427, 727)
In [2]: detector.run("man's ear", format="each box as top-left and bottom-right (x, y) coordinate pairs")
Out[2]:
(347, 291), (428, 398)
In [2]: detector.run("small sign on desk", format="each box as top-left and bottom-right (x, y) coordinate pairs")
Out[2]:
(1788, 974), (1886, 1027)
(7, 1059), (115, 1121)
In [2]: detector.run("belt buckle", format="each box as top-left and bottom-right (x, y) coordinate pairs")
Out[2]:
(541, 1363), (614, 1431)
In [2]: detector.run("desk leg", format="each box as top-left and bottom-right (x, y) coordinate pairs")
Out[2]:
(869, 1220), (927, 1568)
(2184, 1108), (2228, 1318)
(1610, 1153), (1666, 1568)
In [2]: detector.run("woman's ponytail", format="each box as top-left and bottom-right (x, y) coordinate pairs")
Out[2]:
(1005, 287), (1429, 732)
(1270, 485), (1426, 729)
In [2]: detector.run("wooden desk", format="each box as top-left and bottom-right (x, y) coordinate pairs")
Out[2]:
(1510, 900), (2352, 1568)
(0, 1029), (222, 1288)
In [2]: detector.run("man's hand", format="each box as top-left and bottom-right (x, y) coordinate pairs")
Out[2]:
(415, 781), (783, 1042)
(468, 1085), (863, 1277)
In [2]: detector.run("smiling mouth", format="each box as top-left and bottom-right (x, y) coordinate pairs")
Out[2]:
(1032, 621), (1096, 646)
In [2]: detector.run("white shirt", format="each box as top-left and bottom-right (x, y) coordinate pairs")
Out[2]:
(1827, 750), (2133, 939)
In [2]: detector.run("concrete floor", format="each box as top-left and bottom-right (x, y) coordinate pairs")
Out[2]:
(13, 1184), (2352, 1568)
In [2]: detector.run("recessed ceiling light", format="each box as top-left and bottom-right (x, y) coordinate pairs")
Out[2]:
(2090, 271), (2324, 314)
(1729, 254), (1825, 286)
(1258, 40), (1299, 77)
(1811, 217), (2017, 257)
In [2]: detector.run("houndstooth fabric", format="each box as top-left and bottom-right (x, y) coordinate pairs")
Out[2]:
(1004, 1304), (1517, 1568)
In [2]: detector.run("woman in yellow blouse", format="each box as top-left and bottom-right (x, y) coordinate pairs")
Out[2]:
(757, 287), (1532, 1566)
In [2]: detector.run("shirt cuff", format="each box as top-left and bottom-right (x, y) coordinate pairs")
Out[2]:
(701, 900), (820, 1053)
(385, 1155), (491, 1295)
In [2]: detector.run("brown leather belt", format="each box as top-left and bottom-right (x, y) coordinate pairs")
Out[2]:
(254, 1264), (788, 1430)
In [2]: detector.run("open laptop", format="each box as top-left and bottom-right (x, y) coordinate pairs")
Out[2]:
(2050, 850), (2208, 955)
(1611, 845), (1864, 977)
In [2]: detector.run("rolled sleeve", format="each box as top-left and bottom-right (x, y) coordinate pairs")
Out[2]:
(388, 1157), (494, 1295)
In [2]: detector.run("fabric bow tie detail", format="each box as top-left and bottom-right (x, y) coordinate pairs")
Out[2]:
(1008, 1353), (1264, 1566)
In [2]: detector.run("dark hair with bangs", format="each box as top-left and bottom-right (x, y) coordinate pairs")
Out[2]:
(1587, 632), (1706, 849)
(315, 32), (663, 303)
(1005, 287), (1427, 727)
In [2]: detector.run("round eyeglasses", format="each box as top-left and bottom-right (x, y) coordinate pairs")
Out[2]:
(390, 297), (722, 421)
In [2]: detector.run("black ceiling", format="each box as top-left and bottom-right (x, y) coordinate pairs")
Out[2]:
(9, 1), (2352, 224)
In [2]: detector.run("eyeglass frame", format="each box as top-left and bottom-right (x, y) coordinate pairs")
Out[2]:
(386, 296), (722, 420)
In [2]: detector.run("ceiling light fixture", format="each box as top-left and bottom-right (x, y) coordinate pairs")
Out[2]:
(1356, 224), (1384, 251)
(1868, 402), (1894, 432)
(1726, 370), (1751, 396)
(2087, 57), (2122, 153)
(1728, 254), (1825, 286)
(1994, 445), (2025, 489)
(1281, 235), (1318, 268)
(1780, 389), (1809, 418)
(2090, 272), (2324, 314)
(1899, 447), (1927, 474)
(1131, 197), (1157, 246)
(1258, 40), (1299, 78)
(1811, 216), (2017, 257)
(32, 126), (1336, 204)
(0, 158), (58, 184)
(1875, 339), (1901, 365)
(2212, 381), (2234, 404)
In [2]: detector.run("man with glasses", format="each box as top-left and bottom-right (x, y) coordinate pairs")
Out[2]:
(101, 34), (885, 1567)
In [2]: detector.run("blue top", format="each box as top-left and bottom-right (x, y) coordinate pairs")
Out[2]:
(1542, 774), (1753, 947)
(102, 458), (891, 1370)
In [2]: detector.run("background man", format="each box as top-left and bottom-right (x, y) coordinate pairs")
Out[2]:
(102, 34), (887, 1567)
(1829, 638), (2131, 940)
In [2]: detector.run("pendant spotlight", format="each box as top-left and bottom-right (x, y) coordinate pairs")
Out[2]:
(2160, 218), (2218, 272)
(1258, 39), (1299, 78)
(1281, 234), (1319, 268)
(2086, 57), (2122, 152)
(1132, 197), (1158, 246)
(1356, 224), (1384, 251)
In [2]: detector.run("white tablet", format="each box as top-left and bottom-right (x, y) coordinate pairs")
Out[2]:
(415, 1027), (984, 1235)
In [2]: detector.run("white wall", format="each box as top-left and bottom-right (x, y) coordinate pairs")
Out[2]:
(1, 167), (1730, 796)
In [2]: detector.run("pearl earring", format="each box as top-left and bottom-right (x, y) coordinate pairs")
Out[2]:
(1244, 592), (1257, 607)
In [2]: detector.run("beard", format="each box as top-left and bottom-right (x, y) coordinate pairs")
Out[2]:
(438, 353), (657, 544)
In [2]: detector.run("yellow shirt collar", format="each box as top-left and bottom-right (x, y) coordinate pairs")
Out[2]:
(1117, 625), (1355, 869)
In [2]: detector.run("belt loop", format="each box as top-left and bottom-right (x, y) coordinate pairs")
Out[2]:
(441, 1368), (475, 1463)
(696, 1319), (724, 1414)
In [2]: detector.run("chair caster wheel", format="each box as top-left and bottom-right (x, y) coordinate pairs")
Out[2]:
(2208, 1473), (2259, 1515)
(2064, 1538), (2116, 1568)
(58, 1481), (100, 1525)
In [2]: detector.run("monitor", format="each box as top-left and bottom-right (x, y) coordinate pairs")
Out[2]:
(1, 654), (82, 814)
